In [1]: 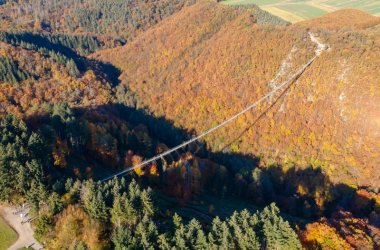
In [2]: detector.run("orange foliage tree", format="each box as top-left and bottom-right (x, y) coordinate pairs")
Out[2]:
(50, 205), (104, 249)
(301, 221), (351, 250)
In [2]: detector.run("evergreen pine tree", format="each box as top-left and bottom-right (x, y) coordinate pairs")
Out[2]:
(0, 115), (47, 202)
(83, 180), (108, 221)
(260, 203), (302, 250)
(157, 234), (172, 250)
(173, 213), (187, 250)
(111, 193), (128, 227)
(140, 189), (154, 217)
(48, 192), (63, 215)
(194, 227), (208, 250)
(66, 59), (80, 77)
(112, 226), (137, 250)
(135, 215), (158, 250)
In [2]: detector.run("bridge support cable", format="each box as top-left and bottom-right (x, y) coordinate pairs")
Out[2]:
(100, 34), (325, 182)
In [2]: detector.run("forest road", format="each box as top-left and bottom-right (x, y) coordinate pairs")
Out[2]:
(0, 205), (43, 250)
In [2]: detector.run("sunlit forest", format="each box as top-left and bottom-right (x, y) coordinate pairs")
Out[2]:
(0, 0), (379, 249)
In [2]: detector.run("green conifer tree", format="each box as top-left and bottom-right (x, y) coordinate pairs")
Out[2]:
(260, 203), (302, 250)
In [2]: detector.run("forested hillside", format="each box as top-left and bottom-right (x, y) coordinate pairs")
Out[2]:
(0, 0), (196, 40)
(0, 40), (112, 117)
(91, 2), (380, 247)
(0, 0), (379, 249)
(94, 2), (380, 189)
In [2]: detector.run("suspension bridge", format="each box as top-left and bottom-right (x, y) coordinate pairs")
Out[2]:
(101, 33), (327, 182)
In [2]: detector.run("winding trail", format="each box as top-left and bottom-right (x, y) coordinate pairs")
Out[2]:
(0, 206), (43, 250)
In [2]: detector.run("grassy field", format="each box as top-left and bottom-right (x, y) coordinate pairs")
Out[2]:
(0, 216), (17, 250)
(221, 0), (380, 22)
(276, 3), (327, 19)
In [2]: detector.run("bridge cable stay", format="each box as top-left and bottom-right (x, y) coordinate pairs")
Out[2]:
(100, 35), (325, 183)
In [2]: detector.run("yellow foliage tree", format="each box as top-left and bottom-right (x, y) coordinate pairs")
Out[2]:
(50, 205), (104, 249)
(301, 222), (352, 250)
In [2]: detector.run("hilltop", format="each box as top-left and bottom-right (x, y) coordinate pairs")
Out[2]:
(296, 9), (380, 30)
(93, 1), (380, 188)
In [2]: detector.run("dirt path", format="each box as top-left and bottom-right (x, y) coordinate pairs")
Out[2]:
(0, 206), (43, 250)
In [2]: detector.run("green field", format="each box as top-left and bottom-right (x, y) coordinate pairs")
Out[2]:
(221, 0), (380, 22)
(222, 0), (282, 5)
(277, 3), (327, 19)
(0, 216), (17, 250)
(325, 0), (380, 14)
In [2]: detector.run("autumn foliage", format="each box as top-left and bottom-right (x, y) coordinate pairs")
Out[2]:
(0, 1), (379, 249)
(0, 42), (111, 117)
(301, 209), (380, 249)
(50, 205), (104, 249)
(93, 1), (380, 189)
(301, 221), (351, 250)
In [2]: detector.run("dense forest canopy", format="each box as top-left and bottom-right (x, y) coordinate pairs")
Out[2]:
(0, 56), (30, 83)
(0, 107), (305, 249)
(0, 0), (379, 249)
(0, 0), (197, 39)
(94, 1), (380, 189)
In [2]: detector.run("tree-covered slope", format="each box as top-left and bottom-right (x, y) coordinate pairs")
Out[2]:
(0, 40), (112, 117)
(0, 1), (379, 249)
(0, 0), (196, 40)
(93, 1), (380, 189)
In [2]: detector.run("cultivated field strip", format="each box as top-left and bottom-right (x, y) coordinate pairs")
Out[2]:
(222, 0), (380, 22)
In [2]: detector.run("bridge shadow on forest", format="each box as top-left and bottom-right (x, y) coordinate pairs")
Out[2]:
(58, 103), (380, 228)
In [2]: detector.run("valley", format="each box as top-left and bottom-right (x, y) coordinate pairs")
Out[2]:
(94, 1), (380, 189)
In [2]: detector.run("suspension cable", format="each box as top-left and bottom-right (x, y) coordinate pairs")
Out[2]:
(101, 34), (325, 182)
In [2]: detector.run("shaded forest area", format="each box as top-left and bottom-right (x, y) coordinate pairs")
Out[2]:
(0, 104), (304, 249)
(0, 31), (122, 78)
(2, 99), (379, 248)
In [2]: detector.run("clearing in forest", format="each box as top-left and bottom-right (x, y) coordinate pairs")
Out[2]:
(0, 216), (17, 250)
